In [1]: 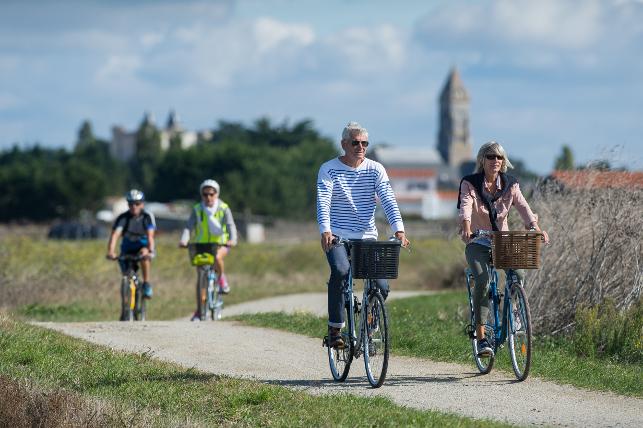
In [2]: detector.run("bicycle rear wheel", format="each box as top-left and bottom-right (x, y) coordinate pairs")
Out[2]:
(363, 290), (389, 388)
(328, 305), (353, 382)
(470, 289), (496, 374)
(508, 283), (532, 381)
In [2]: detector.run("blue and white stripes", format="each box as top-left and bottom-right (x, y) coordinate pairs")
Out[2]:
(316, 157), (404, 240)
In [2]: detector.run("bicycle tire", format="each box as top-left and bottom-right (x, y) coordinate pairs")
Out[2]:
(363, 290), (389, 388)
(209, 278), (218, 321)
(469, 280), (495, 374)
(134, 280), (146, 321)
(508, 283), (532, 381)
(328, 304), (353, 382)
(197, 268), (208, 321)
(120, 276), (132, 321)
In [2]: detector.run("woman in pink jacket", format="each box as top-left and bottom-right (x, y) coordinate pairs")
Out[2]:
(458, 141), (549, 356)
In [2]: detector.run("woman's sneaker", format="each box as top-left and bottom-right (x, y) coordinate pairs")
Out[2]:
(218, 274), (230, 294)
(190, 311), (201, 322)
(477, 338), (494, 356)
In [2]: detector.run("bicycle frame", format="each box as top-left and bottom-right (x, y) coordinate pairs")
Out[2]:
(465, 266), (520, 351)
(197, 264), (224, 320)
(343, 272), (375, 359)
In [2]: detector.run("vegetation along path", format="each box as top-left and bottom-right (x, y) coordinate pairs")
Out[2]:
(38, 293), (642, 427)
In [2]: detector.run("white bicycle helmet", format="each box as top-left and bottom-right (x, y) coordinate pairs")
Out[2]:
(125, 189), (145, 202)
(199, 179), (220, 194)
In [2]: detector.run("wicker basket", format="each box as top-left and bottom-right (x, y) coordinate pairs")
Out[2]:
(351, 240), (401, 279)
(491, 231), (543, 269)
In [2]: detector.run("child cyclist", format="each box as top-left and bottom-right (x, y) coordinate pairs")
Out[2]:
(179, 179), (237, 321)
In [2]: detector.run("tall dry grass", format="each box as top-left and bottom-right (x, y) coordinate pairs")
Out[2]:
(525, 171), (643, 335)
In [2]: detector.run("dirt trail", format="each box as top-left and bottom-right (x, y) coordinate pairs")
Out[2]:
(37, 292), (642, 427)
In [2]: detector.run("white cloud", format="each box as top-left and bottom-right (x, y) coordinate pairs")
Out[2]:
(253, 17), (315, 53)
(95, 54), (143, 84)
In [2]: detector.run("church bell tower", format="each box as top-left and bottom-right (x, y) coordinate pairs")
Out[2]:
(437, 68), (472, 169)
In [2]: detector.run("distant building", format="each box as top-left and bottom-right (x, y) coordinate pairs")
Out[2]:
(373, 68), (474, 219)
(547, 170), (643, 190)
(110, 110), (212, 162)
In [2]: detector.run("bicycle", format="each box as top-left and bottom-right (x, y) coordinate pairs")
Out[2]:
(113, 254), (148, 321)
(187, 243), (224, 321)
(465, 230), (541, 381)
(322, 238), (401, 388)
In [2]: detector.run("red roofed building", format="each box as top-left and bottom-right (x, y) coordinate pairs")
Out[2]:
(549, 170), (643, 190)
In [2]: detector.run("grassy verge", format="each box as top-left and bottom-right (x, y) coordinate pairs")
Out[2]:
(1, 234), (462, 322)
(0, 316), (508, 427)
(233, 292), (643, 397)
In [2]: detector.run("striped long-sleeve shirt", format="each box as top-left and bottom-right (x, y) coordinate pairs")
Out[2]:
(316, 157), (404, 240)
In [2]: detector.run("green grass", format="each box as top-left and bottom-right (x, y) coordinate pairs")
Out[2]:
(233, 292), (643, 397)
(1, 233), (463, 322)
(0, 315), (509, 427)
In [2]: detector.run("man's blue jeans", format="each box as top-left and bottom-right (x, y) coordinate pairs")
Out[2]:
(326, 241), (389, 328)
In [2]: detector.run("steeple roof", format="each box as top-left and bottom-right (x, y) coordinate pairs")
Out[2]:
(440, 67), (469, 103)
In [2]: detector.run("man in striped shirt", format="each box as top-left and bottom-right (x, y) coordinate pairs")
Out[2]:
(317, 121), (409, 348)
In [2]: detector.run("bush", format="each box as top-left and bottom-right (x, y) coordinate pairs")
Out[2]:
(573, 299), (643, 364)
(525, 171), (643, 335)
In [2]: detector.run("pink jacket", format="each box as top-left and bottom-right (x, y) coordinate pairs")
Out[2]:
(458, 179), (537, 232)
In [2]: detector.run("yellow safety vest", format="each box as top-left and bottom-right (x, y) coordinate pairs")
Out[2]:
(193, 202), (229, 244)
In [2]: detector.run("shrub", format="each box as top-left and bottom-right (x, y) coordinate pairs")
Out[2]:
(573, 299), (643, 364)
(525, 171), (643, 336)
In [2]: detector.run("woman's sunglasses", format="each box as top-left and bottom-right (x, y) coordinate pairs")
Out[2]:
(485, 154), (504, 161)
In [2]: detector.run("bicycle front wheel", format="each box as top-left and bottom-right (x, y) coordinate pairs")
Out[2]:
(197, 269), (208, 321)
(135, 281), (146, 321)
(508, 283), (532, 381)
(328, 305), (353, 382)
(120, 277), (132, 321)
(363, 290), (389, 388)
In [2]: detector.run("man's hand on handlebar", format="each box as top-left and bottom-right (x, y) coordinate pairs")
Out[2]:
(395, 231), (410, 248)
(321, 231), (333, 253)
(106, 252), (117, 261)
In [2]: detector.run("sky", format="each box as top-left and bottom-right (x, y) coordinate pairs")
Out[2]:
(1, 0), (642, 174)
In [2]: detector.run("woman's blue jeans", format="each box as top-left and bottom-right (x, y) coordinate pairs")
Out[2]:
(326, 241), (389, 328)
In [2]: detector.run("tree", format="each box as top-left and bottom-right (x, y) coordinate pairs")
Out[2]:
(131, 113), (162, 190)
(554, 145), (575, 171)
(74, 120), (96, 152)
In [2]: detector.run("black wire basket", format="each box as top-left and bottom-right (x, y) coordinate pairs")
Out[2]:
(351, 240), (402, 279)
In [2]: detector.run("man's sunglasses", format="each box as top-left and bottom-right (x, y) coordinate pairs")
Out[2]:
(485, 154), (504, 161)
(202, 192), (216, 197)
(128, 201), (143, 206)
(351, 140), (369, 147)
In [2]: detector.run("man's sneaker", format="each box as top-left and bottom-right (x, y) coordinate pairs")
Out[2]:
(142, 282), (153, 299)
(219, 274), (230, 294)
(190, 311), (201, 322)
(477, 338), (494, 356)
(328, 327), (345, 348)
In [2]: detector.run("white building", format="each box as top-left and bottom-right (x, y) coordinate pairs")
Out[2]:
(110, 110), (212, 162)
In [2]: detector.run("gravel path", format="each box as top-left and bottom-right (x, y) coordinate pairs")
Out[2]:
(36, 293), (643, 427)
(220, 291), (435, 318)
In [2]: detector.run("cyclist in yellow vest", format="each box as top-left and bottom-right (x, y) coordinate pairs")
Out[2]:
(179, 179), (238, 320)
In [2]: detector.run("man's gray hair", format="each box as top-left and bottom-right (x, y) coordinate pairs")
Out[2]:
(341, 121), (368, 141)
(475, 141), (514, 173)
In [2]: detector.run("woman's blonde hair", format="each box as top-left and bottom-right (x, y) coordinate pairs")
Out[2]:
(475, 141), (514, 173)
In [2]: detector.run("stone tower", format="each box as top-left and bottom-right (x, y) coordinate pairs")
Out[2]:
(437, 68), (472, 168)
